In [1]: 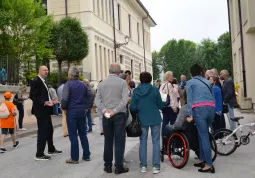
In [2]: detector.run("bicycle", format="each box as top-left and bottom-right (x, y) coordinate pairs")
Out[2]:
(213, 116), (255, 156)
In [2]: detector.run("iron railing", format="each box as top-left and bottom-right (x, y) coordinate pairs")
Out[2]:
(0, 56), (19, 85)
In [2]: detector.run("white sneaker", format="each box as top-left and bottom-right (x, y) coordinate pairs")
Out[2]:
(19, 128), (27, 131)
(152, 167), (160, 174)
(140, 167), (147, 173)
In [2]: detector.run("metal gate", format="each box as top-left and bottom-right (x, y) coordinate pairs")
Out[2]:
(0, 56), (19, 85)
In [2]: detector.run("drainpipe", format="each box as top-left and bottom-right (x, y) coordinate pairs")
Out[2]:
(227, 0), (234, 79)
(65, 0), (68, 17)
(237, 0), (247, 97)
(142, 15), (149, 72)
(112, 0), (117, 62)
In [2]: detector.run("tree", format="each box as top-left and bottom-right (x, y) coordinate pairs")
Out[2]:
(197, 38), (219, 70)
(159, 39), (197, 79)
(0, 0), (53, 81)
(152, 51), (161, 80)
(217, 32), (232, 75)
(50, 17), (89, 84)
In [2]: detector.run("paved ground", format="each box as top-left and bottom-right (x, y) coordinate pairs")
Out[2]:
(0, 110), (255, 178)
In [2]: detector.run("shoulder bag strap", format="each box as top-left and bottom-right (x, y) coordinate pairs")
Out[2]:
(162, 82), (170, 95)
(194, 78), (212, 94)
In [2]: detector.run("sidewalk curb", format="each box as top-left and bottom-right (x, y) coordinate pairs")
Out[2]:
(5, 123), (62, 142)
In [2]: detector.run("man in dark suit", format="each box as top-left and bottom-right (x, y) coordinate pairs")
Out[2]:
(30, 66), (62, 161)
(220, 70), (236, 131)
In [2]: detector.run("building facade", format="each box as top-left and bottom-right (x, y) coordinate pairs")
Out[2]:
(229, 0), (255, 110)
(47, 0), (156, 85)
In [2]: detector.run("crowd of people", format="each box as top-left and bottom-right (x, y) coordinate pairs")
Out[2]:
(0, 62), (237, 175)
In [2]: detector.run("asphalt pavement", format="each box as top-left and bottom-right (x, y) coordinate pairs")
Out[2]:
(0, 112), (255, 178)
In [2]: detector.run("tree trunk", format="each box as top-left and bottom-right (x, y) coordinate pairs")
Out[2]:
(58, 60), (62, 85)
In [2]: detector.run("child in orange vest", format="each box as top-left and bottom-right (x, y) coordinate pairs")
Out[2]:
(0, 92), (20, 152)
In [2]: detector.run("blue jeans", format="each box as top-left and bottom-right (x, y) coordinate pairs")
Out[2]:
(86, 109), (92, 131)
(54, 104), (59, 115)
(227, 105), (236, 131)
(162, 107), (178, 136)
(66, 110), (90, 161)
(103, 113), (126, 168)
(140, 124), (161, 169)
(193, 106), (215, 166)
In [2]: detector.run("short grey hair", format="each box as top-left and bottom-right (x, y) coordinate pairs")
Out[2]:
(164, 71), (173, 81)
(119, 73), (127, 80)
(221, 70), (229, 77)
(211, 68), (218, 76)
(89, 82), (94, 88)
(109, 63), (121, 75)
(68, 67), (79, 77)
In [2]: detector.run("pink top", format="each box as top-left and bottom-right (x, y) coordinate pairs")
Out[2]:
(160, 82), (180, 109)
(192, 102), (215, 109)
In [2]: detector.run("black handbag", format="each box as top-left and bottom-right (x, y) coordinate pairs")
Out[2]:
(126, 112), (142, 137)
(222, 104), (229, 113)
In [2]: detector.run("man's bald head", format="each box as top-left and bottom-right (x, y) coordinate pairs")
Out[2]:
(109, 63), (121, 75)
(39, 66), (49, 79)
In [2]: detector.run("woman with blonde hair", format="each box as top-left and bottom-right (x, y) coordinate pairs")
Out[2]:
(160, 71), (180, 136)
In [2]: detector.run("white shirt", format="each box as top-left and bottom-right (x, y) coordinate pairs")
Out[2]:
(38, 75), (52, 102)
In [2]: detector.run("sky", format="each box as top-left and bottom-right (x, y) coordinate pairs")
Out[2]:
(141, 0), (229, 52)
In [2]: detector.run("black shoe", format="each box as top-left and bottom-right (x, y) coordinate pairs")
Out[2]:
(104, 166), (112, 173)
(115, 167), (129, 175)
(0, 148), (7, 152)
(82, 157), (91, 161)
(34, 155), (51, 161)
(13, 141), (20, 148)
(194, 161), (205, 168)
(198, 165), (215, 173)
(48, 149), (62, 156)
(100, 133), (104, 136)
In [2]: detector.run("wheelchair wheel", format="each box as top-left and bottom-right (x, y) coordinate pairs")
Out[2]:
(209, 132), (217, 162)
(167, 132), (190, 169)
(213, 128), (238, 156)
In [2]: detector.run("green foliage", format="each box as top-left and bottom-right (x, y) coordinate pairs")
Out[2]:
(0, 0), (53, 80)
(157, 32), (231, 79)
(152, 51), (161, 80)
(159, 39), (197, 79)
(50, 17), (89, 84)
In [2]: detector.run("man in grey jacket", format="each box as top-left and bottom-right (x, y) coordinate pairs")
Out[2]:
(95, 64), (129, 175)
(220, 70), (236, 131)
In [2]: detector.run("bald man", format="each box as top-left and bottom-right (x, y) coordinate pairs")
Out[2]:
(30, 66), (62, 161)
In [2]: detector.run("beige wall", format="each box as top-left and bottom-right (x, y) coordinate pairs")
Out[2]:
(230, 0), (255, 108)
(48, 0), (155, 86)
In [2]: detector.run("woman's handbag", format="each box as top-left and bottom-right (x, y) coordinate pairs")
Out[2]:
(160, 83), (170, 107)
(126, 112), (142, 137)
(222, 104), (229, 113)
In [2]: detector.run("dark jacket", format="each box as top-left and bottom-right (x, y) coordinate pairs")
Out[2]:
(61, 78), (94, 112)
(29, 76), (52, 117)
(222, 78), (236, 108)
(130, 84), (163, 127)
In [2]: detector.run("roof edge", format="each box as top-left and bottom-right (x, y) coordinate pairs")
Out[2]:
(136, 0), (157, 26)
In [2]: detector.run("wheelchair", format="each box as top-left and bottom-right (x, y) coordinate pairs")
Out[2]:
(160, 123), (217, 169)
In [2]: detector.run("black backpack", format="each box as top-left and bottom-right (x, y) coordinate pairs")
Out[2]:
(13, 93), (18, 105)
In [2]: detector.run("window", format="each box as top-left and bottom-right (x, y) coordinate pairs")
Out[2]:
(118, 4), (121, 30)
(137, 23), (140, 44)
(139, 63), (141, 73)
(108, 49), (110, 68)
(104, 48), (107, 77)
(105, 0), (109, 23)
(93, 0), (95, 13)
(101, 0), (104, 20)
(109, 0), (112, 25)
(112, 51), (115, 62)
(128, 14), (132, 37)
(120, 55), (123, 64)
(95, 44), (98, 80)
(99, 46), (103, 80)
(131, 59), (133, 78)
(97, 0), (100, 17)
